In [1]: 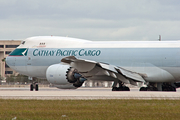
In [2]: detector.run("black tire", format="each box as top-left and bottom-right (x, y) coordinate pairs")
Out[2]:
(123, 86), (130, 91)
(30, 84), (33, 91)
(169, 86), (176, 92)
(35, 84), (39, 91)
(147, 87), (151, 91)
(117, 87), (123, 91)
(140, 87), (147, 91)
(162, 86), (167, 91)
(172, 87), (176, 92)
(173, 88), (176, 92)
(162, 85), (176, 92)
(112, 87), (118, 91)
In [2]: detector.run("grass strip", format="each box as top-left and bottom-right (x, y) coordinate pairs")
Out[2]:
(0, 99), (180, 120)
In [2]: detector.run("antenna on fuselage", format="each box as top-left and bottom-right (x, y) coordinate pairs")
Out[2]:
(158, 35), (161, 41)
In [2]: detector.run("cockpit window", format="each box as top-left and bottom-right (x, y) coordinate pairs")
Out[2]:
(22, 41), (25, 45)
(9, 48), (28, 56)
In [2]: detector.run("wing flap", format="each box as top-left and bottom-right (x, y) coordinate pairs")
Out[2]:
(97, 63), (118, 73)
(116, 67), (145, 82)
(98, 62), (145, 82)
(61, 56), (145, 84)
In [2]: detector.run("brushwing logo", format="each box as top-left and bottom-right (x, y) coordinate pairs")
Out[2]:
(9, 48), (28, 56)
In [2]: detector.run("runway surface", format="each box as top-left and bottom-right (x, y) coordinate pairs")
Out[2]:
(0, 87), (180, 100)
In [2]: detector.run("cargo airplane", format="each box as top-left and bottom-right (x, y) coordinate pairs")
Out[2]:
(5, 36), (180, 91)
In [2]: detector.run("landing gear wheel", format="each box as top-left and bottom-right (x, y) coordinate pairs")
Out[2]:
(35, 84), (39, 91)
(172, 87), (176, 92)
(146, 87), (151, 91)
(30, 84), (33, 91)
(162, 86), (176, 92)
(140, 86), (158, 91)
(112, 87), (118, 91)
(140, 87), (147, 91)
(117, 87), (123, 91)
(162, 83), (176, 92)
(30, 77), (39, 91)
(112, 86), (130, 91)
(123, 86), (130, 91)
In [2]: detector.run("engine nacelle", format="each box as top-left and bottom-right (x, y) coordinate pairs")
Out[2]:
(46, 64), (70, 85)
(46, 64), (86, 89)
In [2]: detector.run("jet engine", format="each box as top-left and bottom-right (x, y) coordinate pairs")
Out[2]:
(46, 64), (86, 89)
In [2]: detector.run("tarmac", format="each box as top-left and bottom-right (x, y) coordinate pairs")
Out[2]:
(0, 87), (180, 100)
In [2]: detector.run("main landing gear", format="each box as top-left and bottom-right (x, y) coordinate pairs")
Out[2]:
(30, 77), (39, 91)
(162, 83), (176, 91)
(112, 81), (130, 91)
(139, 86), (158, 91)
(139, 83), (176, 92)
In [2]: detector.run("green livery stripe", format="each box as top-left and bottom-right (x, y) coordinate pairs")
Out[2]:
(9, 48), (28, 56)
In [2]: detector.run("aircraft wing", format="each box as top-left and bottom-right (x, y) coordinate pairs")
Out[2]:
(61, 56), (145, 86)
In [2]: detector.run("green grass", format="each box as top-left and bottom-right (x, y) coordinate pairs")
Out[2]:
(0, 99), (180, 120)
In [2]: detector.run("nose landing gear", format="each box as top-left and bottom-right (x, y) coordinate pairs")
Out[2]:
(30, 77), (39, 91)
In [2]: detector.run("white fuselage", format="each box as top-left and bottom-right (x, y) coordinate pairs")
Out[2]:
(6, 36), (180, 83)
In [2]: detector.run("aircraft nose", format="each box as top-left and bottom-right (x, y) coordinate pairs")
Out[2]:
(6, 56), (15, 67)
